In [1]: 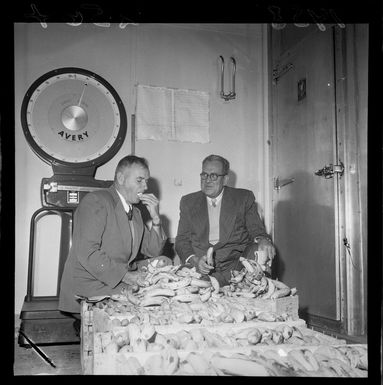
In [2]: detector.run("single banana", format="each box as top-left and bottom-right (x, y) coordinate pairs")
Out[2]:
(140, 295), (168, 307)
(239, 257), (256, 273)
(190, 278), (212, 288)
(143, 353), (165, 375)
(199, 287), (212, 302)
(209, 275), (220, 293)
(172, 293), (199, 303)
(187, 352), (214, 374)
(140, 323), (156, 341)
(247, 328), (262, 345)
(144, 288), (176, 298)
(288, 349), (315, 371)
(162, 276), (192, 290)
(261, 278), (276, 299)
(210, 355), (270, 376)
(162, 347), (180, 375)
(302, 349), (320, 371)
(270, 288), (291, 299)
(206, 246), (214, 266)
(282, 325), (294, 340)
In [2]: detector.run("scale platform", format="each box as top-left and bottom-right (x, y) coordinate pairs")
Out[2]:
(19, 297), (80, 346)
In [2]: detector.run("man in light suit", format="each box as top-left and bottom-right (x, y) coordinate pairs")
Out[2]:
(175, 154), (275, 286)
(59, 155), (169, 318)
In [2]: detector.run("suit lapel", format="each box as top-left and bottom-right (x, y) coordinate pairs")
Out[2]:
(216, 187), (237, 247)
(110, 187), (134, 257)
(128, 207), (143, 263)
(191, 192), (209, 245)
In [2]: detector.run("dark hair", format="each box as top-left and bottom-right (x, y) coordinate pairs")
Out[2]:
(114, 155), (149, 179)
(202, 154), (230, 175)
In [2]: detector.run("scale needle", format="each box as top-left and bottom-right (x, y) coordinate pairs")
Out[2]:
(77, 83), (88, 106)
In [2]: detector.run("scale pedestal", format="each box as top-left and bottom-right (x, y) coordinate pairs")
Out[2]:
(18, 174), (113, 347)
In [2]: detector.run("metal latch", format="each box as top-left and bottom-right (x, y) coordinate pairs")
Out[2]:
(274, 176), (295, 191)
(272, 62), (294, 85)
(315, 161), (344, 179)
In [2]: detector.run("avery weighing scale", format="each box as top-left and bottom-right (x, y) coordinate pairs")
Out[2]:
(18, 67), (127, 346)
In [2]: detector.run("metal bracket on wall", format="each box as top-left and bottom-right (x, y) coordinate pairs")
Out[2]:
(219, 56), (236, 101)
(272, 62), (294, 85)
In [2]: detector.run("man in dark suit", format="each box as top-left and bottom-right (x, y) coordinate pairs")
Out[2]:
(175, 154), (275, 286)
(59, 155), (169, 318)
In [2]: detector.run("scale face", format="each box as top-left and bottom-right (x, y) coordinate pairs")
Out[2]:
(21, 67), (127, 168)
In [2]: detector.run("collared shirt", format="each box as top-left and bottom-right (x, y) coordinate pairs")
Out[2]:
(116, 189), (133, 215)
(185, 189), (225, 264)
(206, 188), (224, 207)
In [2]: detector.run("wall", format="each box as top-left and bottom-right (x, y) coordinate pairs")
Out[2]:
(14, 23), (269, 315)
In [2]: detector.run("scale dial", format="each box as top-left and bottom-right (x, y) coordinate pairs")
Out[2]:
(21, 67), (127, 168)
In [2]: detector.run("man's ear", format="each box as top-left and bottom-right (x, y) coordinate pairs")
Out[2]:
(223, 174), (229, 186)
(116, 171), (124, 185)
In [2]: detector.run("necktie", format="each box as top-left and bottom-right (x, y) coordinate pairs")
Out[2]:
(126, 208), (133, 220)
(212, 199), (217, 207)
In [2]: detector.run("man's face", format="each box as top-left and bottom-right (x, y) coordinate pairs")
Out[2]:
(200, 160), (228, 198)
(117, 163), (149, 204)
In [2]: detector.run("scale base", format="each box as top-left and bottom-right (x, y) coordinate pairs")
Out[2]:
(18, 297), (80, 346)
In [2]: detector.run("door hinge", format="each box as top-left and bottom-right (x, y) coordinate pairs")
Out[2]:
(314, 161), (344, 179)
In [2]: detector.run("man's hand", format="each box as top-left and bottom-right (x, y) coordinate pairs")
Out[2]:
(148, 255), (173, 268)
(191, 254), (214, 275)
(121, 270), (141, 285)
(257, 238), (276, 267)
(138, 193), (160, 222)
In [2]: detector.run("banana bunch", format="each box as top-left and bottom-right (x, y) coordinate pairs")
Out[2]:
(224, 257), (296, 300)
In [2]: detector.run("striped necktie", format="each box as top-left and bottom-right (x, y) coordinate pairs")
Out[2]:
(211, 199), (217, 207)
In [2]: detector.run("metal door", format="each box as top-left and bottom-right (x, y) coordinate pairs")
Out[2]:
(271, 26), (343, 329)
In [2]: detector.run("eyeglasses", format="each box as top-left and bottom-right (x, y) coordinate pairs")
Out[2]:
(200, 172), (226, 181)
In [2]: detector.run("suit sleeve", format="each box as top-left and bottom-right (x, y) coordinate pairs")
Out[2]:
(140, 224), (167, 258)
(175, 196), (195, 263)
(244, 191), (271, 240)
(75, 194), (127, 288)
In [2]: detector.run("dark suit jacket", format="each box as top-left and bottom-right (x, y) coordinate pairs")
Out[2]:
(59, 186), (166, 313)
(175, 186), (269, 286)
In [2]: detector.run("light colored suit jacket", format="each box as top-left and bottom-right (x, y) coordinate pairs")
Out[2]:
(59, 186), (166, 313)
(175, 186), (269, 285)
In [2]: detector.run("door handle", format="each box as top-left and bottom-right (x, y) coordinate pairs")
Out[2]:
(274, 176), (295, 191)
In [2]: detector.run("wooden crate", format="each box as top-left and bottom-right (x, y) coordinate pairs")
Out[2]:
(82, 299), (351, 375)
(81, 301), (94, 375)
(91, 343), (366, 375)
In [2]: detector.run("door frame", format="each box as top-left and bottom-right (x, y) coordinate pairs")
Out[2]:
(267, 24), (367, 337)
(333, 25), (367, 336)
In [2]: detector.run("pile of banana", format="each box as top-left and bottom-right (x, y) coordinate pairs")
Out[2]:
(96, 321), (325, 356)
(93, 293), (290, 328)
(107, 344), (368, 376)
(119, 262), (221, 307)
(118, 256), (296, 308)
(223, 257), (297, 299)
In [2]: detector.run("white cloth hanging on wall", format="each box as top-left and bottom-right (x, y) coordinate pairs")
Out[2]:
(136, 84), (210, 143)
